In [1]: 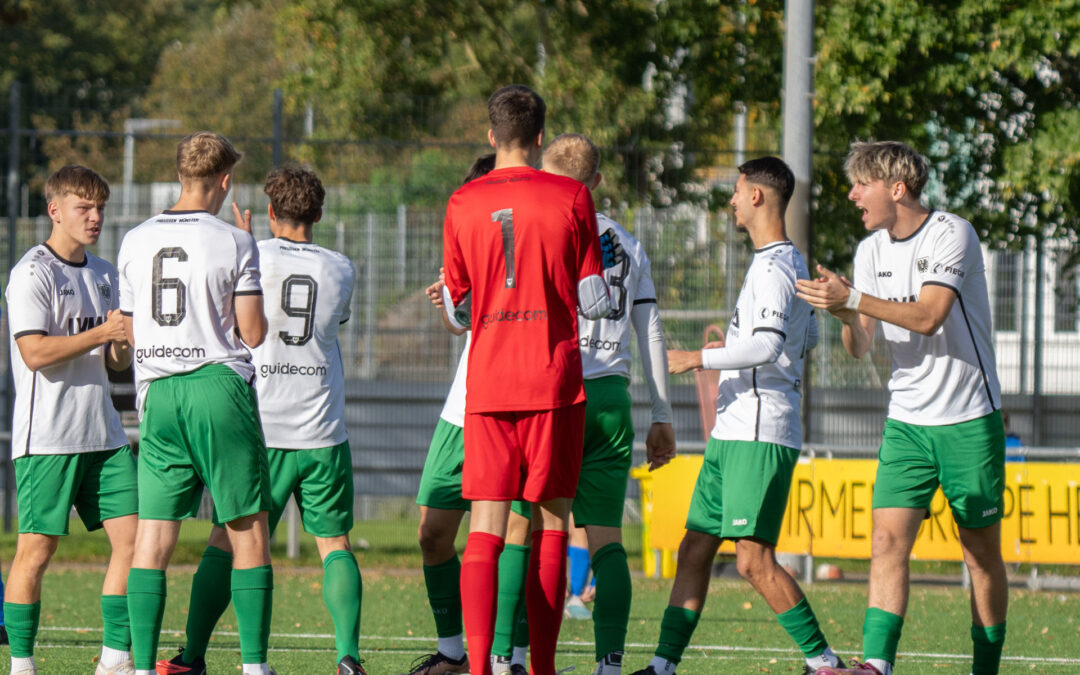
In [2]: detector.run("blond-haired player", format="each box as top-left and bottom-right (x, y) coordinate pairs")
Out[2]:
(118, 132), (274, 675)
(797, 141), (1007, 675)
(540, 133), (675, 675)
(4, 165), (137, 675)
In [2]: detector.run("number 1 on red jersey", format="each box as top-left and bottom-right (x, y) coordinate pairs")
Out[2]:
(491, 208), (515, 288)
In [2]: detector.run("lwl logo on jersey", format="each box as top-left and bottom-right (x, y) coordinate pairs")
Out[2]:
(98, 283), (111, 300)
(917, 257), (929, 273)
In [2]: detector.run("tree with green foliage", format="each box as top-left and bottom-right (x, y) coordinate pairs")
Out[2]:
(813, 0), (1080, 266)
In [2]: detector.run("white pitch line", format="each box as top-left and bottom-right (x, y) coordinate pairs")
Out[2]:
(35, 627), (1080, 665)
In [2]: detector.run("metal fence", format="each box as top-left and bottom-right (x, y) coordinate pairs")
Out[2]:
(3, 84), (1080, 541)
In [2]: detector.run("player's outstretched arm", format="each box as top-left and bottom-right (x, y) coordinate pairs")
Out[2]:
(16, 309), (129, 372)
(632, 301), (676, 470)
(234, 294), (268, 347)
(796, 265), (874, 357)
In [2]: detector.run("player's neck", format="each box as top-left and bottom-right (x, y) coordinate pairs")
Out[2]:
(494, 146), (538, 170)
(888, 203), (931, 240)
(273, 224), (313, 243)
(170, 186), (224, 214)
(44, 232), (86, 264)
(748, 216), (788, 250)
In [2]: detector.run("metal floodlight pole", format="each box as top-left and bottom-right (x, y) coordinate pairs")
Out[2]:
(123, 118), (181, 219)
(782, 0), (815, 260)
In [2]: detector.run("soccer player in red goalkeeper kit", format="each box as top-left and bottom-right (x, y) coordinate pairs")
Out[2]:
(440, 84), (614, 675)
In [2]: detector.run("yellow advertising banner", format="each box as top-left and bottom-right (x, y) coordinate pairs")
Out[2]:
(645, 456), (1080, 564)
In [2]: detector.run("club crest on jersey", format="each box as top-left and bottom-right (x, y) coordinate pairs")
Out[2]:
(731, 307), (740, 328)
(98, 283), (111, 300)
(917, 257), (929, 273)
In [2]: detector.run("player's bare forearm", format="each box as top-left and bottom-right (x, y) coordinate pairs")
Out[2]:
(667, 349), (703, 374)
(645, 422), (676, 471)
(856, 286), (955, 336)
(16, 330), (109, 371)
(106, 341), (133, 371)
(234, 294), (268, 347)
(840, 318), (874, 358)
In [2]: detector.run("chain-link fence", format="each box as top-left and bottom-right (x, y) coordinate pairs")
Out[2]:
(3, 84), (1079, 547)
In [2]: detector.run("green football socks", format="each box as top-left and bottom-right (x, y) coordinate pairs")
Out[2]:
(591, 542), (632, 660)
(423, 555), (463, 638)
(655, 605), (701, 664)
(127, 568), (167, 670)
(184, 545), (234, 660)
(231, 565), (274, 665)
(863, 607), (904, 666)
(493, 543), (530, 658)
(776, 597), (829, 658)
(100, 594), (131, 651)
(971, 622), (1006, 675)
(3, 601), (41, 658)
(322, 550), (363, 662)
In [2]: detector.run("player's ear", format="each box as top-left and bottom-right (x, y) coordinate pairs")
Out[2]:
(590, 172), (603, 190)
(267, 203), (276, 222)
(487, 128), (497, 149)
(535, 128), (544, 148)
(751, 185), (765, 207)
(890, 180), (907, 201)
(220, 171), (232, 193)
(313, 208), (322, 224)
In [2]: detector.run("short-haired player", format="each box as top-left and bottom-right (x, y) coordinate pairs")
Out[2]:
(441, 85), (611, 675)
(632, 157), (842, 675)
(4, 165), (137, 675)
(118, 132), (274, 675)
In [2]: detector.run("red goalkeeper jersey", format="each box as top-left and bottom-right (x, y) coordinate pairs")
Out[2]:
(443, 165), (605, 413)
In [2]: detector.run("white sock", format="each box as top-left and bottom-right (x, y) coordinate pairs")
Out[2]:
(805, 646), (840, 669)
(241, 663), (271, 675)
(100, 646), (131, 668)
(866, 658), (892, 675)
(11, 656), (36, 673)
(135, 670), (155, 675)
(511, 646), (528, 667)
(438, 634), (466, 661)
(648, 656), (677, 674)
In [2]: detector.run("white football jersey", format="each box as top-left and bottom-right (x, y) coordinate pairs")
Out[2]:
(712, 241), (815, 449)
(853, 210), (1000, 425)
(6, 245), (128, 458)
(439, 332), (470, 428)
(118, 210), (263, 414)
(252, 238), (355, 448)
(579, 213), (657, 380)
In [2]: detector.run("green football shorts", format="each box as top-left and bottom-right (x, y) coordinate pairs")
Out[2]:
(15, 445), (137, 535)
(685, 438), (800, 545)
(572, 376), (634, 528)
(415, 418), (531, 518)
(265, 442), (354, 538)
(417, 418), (469, 511)
(138, 364), (271, 526)
(873, 410), (1005, 529)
